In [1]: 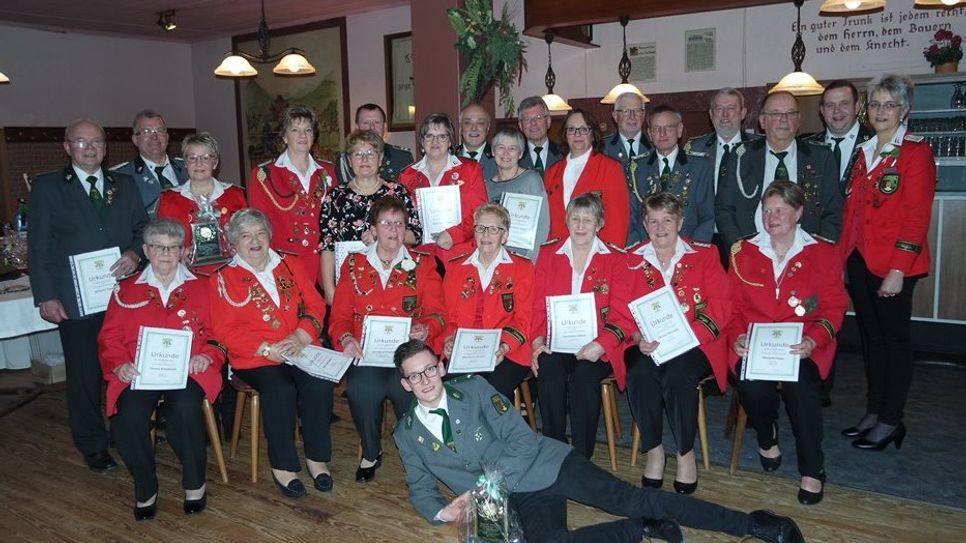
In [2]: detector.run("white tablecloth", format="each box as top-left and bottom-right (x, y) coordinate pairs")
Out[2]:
(0, 276), (60, 370)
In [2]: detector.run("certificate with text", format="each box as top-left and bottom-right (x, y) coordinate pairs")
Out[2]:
(69, 246), (121, 316)
(360, 315), (412, 368)
(132, 326), (192, 391)
(741, 323), (803, 382)
(334, 240), (367, 283)
(547, 293), (597, 354)
(500, 192), (542, 251)
(628, 287), (700, 365)
(416, 185), (462, 242)
(286, 345), (355, 382)
(448, 328), (501, 374)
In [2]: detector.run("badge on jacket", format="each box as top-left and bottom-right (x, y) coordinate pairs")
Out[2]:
(491, 394), (509, 415)
(878, 171), (900, 195)
(501, 293), (514, 312)
(402, 295), (417, 313)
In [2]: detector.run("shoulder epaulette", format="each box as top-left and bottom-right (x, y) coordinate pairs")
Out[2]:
(691, 241), (712, 248)
(904, 134), (924, 143)
(257, 159), (273, 167)
(410, 248), (431, 257)
(171, 156), (186, 163)
(109, 162), (129, 171)
(507, 250), (531, 261)
(448, 374), (474, 384)
(447, 252), (470, 263)
(542, 238), (561, 247)
(624, 241), (646, 253)
(388, 143), (412, 152)
(277, 249), (299, 257)
(211, 261), (231, 273)
(685, 149), (708, 158)
(605, 242), (627, 254)
(812, 234), (835, 244)
(803, 139), (830, 147)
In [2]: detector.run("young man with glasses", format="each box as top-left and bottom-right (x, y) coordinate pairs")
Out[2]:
(392, 339), (806, 543)
(516, 96), (563, 176)
(715, 91), (842, 249)
(111, 109), (189, 217)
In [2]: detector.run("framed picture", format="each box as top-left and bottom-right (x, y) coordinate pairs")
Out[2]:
(384, 32), (415, 131)
(232, 17), (350, 180)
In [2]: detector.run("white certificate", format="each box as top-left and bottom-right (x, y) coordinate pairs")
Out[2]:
(547, 293), (597, 354)
(500, 192), (542, 251)
(741, 322), (803, 382)
(69, 246), (121, 316)
(334, 240), (367, 283)
(448, 328), (501, 374)
(360, 315), (412, 368)
(285, 345), (355, 383)
(131, 326), (192, 391)
(627, 287), (700, 365)
(416, 185), (462, 242)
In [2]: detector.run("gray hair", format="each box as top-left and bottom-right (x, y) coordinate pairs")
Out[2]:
(517, 96), (550, 117)
(144, 218), (186, 245)
(566, 192), (605, 227)
(474, 202), (511, 231)
(491, 128), (526, 154)
(867, 74), (914, 107)
(64, 118), (106, 142)
(181, 132), (220, 160)
(711, 87), (745, 110)
(133, 109), (165, 129)
(614, 92), (645, 111)
(226, 208), (273, 246)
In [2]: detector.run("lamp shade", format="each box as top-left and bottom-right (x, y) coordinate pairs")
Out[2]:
(820, 0), (886, 13)
(214, 55), (258, 77)
(914, 0), (961, 6)
(0, 71), (9, 84)
(542, 93), (573, 112)
(273, 53), (315, 75)
(600, 83), (650, 105)
(770, 71), (825, 96)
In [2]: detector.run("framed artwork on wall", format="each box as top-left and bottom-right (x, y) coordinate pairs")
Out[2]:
(384, 32), (415, 131)
(232, 17), (350, 181)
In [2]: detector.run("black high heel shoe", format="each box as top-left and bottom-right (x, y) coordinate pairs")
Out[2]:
(641, 476), (664, 488)
(133, 496), (158, 521)
(183, 491), (207, 514)
(798, 473), (826, 505)
(852, 422), (906, 451)
(673, 480), (698, 495)
(842, 414), (878, 438)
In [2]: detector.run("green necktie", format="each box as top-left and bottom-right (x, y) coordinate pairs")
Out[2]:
(718, 143), (732, 183)
(467, 150), (478, 160)
(154, 165), (174, 190)
(660, 157), (671, 190)
(429, 408), (456, 452)
(831, 137), (845, 173)
(86, 175), (105, 215)
(533, 146), (544, 176)
(627, 138), (636, 158)
(771, 150), (789, 181)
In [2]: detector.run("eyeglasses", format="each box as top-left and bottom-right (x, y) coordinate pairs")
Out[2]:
(147, 243), (182, 253)
(649, 123), (680, 134)
(565, 126), (591, 136)
(616, 107), (645, 117)
(376, 219), (405, 229)
(520, 114), (548, 125)
(474, 225), (506, 235)
(761, 111), (800, 120)
(404, 363), (440, 384)
(423, 134), (449, 142)
(867, 101), (903, 111)
(68, 139), (106, 149)
(185, 154), (216, 163)
(351, 150), (378, 160)
(712, 105), (740, 115)
(134, 127), (168, 137)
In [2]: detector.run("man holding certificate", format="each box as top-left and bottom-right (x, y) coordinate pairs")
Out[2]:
(621, 193), (732, 495)
(99, 219), (225, 521)
(28, 118), (148, 474)
(329, 196), (446, 483)
(727, 181), (847, 506)
(439, 203), (534, 400)
(531, 193), (633, 460)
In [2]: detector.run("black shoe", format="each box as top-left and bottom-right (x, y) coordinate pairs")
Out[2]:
(842, 414), (878, 438)
(312, 472), (334, 492)
(355, 452), (383, 483)
(749, 510), (805, 543)
(841, 425), (871, 439)
(329, 412), (341, 424)
(133, 500), (157, 522)
(641, 476), (664, 488)
(641, 518), (685, 543)
(84, 451), (118, 473)
(272, 475), (307, 498)
(758, 452), (782, 472)
(852, 422), (906, 451)
(183, 492), (207, 514)
(673, 480), (698, 495)
(797, 486), (823, 505)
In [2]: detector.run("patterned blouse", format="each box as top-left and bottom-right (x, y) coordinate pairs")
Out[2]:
(319, 181), (422, 251)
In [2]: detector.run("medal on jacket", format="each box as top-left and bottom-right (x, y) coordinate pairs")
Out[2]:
(877, 168), (900, 195)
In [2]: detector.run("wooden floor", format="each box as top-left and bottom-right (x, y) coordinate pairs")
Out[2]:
(1, 384), (963, 543)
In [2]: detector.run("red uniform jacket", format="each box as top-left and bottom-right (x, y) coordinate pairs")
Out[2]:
(726, 237), (847, 378)
(98, 274), (225, 417)
(156, 183), (247, 274)
(840, 135), (935, 278)
(210, 254), (327, 370)
(619, 241), (733, 393)
(532, 240), (633, 389)
(247, 160), (336, 285)
(440, 252), (535, 367)
(329, 251), (446, 348)
(398, 157), (488, 261)
(543, 152), (630, 247)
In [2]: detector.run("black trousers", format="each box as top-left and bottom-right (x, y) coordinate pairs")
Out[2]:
(481, 359), (530, 403)
(58, 314), (109, 455)
(737, 359), (825, 479)
(512, 450), (751, 543)
(233, 364), (334, 471)
(536, 352), (612, 459)
(111, 380), (206, 502)
(346, 365), (412, 461)
(625, 347), (711, 454)
(846, 251), (919, 425)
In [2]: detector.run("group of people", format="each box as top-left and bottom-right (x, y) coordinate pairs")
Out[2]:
(26, 70), (933, 542)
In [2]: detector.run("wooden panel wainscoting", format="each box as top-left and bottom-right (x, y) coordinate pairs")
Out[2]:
(911, 200), (940, 319)
(938, 198), (966, 321)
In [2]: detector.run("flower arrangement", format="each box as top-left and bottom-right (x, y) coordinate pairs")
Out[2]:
(447, 0), (527, 116)
(923, 29), (963, 67)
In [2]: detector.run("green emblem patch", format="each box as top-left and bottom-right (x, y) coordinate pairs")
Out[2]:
(878, 173), (900, 195)
(502, 293), (514, 312)
(491, 394), (509, 415)
(402, 295), (417, 313)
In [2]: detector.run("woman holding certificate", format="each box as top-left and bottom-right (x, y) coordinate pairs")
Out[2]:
(439, 202), (534, 400)
(98, 219), (225, 520)
(543, 108), (630, 247)
(329, 196), (445, 482)
(727, 181), (847, 505)
(156, 133), (246, 273)
(319, 130), (421, 304)
(210, 209), (334, 498)
(623, 192), (732, 495)
(531, 193), (632, 459)
(398, 113), (488, 263)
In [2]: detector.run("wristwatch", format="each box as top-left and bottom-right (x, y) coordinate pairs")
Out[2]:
(260, 345), (272, 358)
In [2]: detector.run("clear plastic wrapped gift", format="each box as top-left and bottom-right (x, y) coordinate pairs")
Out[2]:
(457, 463), (525, 543)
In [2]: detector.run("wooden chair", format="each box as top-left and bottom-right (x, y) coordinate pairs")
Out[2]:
(150, 398), (228, 484)
(513, 374), (538, 432)
(629, 375), (714, 471)
(229, 377), (261, 483)
(599, 376), (624, 471)
(729, 383), (781, 475)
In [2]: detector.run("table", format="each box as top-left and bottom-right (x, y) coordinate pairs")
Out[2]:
(0, 276), (61, 370)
